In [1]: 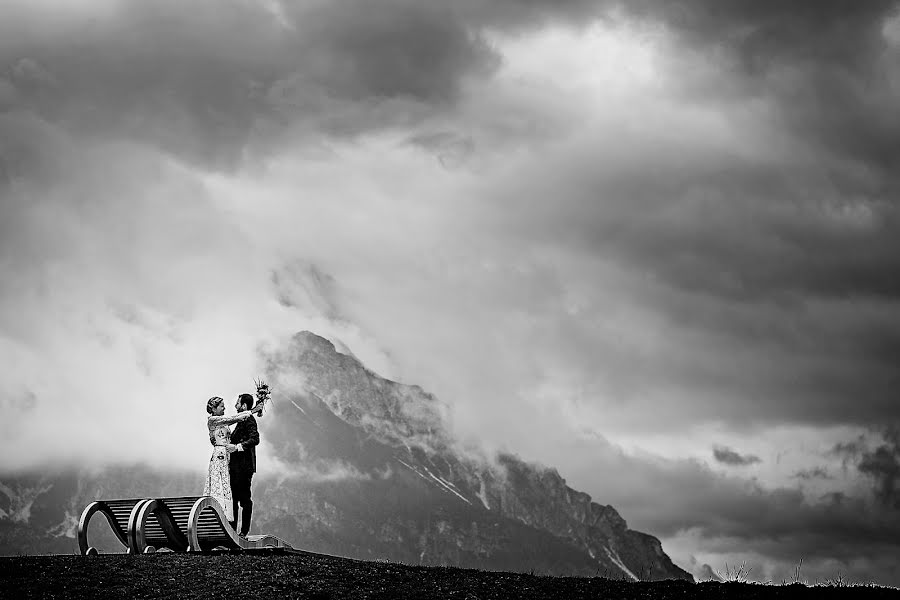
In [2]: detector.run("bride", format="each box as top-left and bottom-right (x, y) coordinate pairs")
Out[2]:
(204, 396), (263, 524)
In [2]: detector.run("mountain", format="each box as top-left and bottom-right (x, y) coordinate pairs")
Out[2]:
(0, 331), (691, 581)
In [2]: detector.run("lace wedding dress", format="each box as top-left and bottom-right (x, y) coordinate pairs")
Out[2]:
(204, 411), (254, 522)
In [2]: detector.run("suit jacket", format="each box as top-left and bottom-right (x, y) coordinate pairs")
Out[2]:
(229, 416), (259, 476)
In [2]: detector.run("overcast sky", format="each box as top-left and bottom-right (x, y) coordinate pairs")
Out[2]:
(2, 0), (900, 586)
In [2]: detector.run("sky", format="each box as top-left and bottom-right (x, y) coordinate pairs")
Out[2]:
(2, 0), (900, 586)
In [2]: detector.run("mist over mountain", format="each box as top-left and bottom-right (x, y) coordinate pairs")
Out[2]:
(0, 331), (690, 580)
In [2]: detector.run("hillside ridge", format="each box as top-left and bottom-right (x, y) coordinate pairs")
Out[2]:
(2, 554), (894, 600)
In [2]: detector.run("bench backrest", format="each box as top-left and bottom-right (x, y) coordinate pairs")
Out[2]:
(137, 496), (202, 551)
(77, 498), (146, 554)
(132, 496), (240, 553)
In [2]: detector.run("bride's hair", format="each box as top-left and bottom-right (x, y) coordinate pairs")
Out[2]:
(237, 393), (254, 411)
(206, 396), (223, 414)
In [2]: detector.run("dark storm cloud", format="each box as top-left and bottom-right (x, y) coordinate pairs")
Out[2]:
(479, 3), (898, 301)
(4, 0), (895, 172)
(469, 0), (900, 431)
(459, 0), (604, 30)
(476, 0), (900, 319)
(485, 147), (900, 428)
(712, 445), (760, 466)
(468, 0), (899, 60)
(569, 155), (900, 303)
(691, 485), (900, 564)
(654, 468), (900, 565)
(830, 438), (867, 462)
(282, 0), (498, 103)
(0, 0), (498, 170)
(467, 0), (898, 100)
(563, 438), (900, 583)
(791, 467), (832, 481)
(858, 428), (900, 508)
(617, 1), (900, 174)
(623, 0), (896, 61)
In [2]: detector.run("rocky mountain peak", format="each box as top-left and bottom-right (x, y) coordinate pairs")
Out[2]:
(272, 331), (452, 451)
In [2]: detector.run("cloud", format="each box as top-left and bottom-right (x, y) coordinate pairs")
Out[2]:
(0, 0), (500, 170)
(825, 428), (900, 510)
(0, 110), (427, 471)
(0, 0), (896, 474)
(857, 428), (900, 509)
(4, 0), (894, 171)
(713, 445), (761, 467)
(427, 17), (900, 433)
(829, 438), (868, 465)
(450, 119), (900, 432)
(266, 456), (371, 483)
(632, 1), (900, 178)
(506, 429), (900, 585)
(791, 467), (832, 481)
(695, 563), (721, 582)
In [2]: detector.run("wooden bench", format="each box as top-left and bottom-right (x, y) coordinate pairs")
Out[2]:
(77, 498), (146, 555)
(130, 496), (199, 553)
(79, 496), (295, 554)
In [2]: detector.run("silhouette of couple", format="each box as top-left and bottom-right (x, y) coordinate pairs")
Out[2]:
(203, 392), (265, 538)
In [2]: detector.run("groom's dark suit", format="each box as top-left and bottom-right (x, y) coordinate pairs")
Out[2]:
(229, 414), (259, 536)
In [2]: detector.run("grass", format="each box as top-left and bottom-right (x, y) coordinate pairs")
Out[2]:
(1, 553), (898, 599)
(718, 561), (753, 583)
(708, 559), (895, 593)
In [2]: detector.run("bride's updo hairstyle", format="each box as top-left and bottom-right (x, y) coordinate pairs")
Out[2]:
(206, 396), (224, 414)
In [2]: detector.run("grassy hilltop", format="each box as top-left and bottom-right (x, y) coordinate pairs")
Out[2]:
(1, 552), (898, 600)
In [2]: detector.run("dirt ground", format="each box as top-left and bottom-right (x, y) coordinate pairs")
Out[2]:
(1, 552), (897, 599)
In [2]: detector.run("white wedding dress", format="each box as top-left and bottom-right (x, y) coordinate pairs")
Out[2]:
(203, 411), (254, 522)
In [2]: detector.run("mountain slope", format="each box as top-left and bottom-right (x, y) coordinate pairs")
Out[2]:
(256, 331), (690, 580)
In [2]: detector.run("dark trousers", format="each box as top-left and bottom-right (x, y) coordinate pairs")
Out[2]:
(230, 471), (253, 536)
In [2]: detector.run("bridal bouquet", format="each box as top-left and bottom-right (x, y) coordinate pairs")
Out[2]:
(254, 378), (272, 416)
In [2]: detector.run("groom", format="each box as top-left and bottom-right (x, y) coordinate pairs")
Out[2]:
(229, 393), (260, 537)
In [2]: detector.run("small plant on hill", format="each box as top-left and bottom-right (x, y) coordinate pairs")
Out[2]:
(716, 561), (753, 583)
(791, 558), (805, 585)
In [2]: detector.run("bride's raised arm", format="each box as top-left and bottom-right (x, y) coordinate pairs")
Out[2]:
(207, 405), (263, 426)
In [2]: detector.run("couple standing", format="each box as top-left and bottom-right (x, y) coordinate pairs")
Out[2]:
(204, 393), (264, 538)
